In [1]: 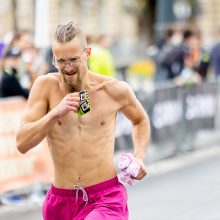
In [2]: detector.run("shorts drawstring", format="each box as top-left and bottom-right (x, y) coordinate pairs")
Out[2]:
(74, 185), (88, 207)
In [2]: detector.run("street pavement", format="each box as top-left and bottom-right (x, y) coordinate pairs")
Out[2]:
(0, 146), (219, 220)
(128, 146), (220, 220)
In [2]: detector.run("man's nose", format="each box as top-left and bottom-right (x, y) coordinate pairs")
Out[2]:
(64, 62), (72, 70)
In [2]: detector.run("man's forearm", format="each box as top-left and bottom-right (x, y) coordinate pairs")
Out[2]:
(132, 117), (150, 160)
(16, 111), (58, 153)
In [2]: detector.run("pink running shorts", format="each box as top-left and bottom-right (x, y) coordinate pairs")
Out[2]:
(42, 176), (128, 220)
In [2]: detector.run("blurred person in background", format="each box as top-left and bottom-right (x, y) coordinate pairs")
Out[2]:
(210, 27), (220, 81)
(0, 48), (29, 99)
(0, 35), (5, 75)
(22, 45), (47, 87)
(88, 34), (116, 77)
(16, 21), (150, 220)
(156, 24), (184, 81)
(174, 52), (201, 86)
(158, 27), (210, 85)
(8, 29), (46, 88)
(184, 29), (210, 81)
(8, 30), (34, 52)
(45, 46), (58, 73)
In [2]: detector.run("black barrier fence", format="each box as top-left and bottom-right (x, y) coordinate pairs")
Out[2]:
(115, 82), (219, 153)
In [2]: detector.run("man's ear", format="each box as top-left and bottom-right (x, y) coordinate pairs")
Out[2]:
(85, 47), (91, 58)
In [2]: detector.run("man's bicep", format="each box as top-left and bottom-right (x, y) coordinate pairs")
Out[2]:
(21, 99), (48, 124)
(20, 78), (48, 124)
(120, 94), (146, 125)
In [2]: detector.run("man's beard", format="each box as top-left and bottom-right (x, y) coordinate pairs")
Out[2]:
(61, 69), (82, 92)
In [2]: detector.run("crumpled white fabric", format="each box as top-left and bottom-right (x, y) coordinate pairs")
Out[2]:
(117, 153), (140, 186)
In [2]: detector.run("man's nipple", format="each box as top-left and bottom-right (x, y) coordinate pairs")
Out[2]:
(100, 121), (105, 126)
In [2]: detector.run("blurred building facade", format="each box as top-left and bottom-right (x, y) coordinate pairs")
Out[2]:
(198, 0), (220, 47)
(0, 0), (139, 47)
(0, 0), (220, 49)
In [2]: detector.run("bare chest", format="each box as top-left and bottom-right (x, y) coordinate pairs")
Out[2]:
(49, 91), (119, 135)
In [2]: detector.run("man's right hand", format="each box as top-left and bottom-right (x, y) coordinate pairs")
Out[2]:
(52, 93), (80, 118)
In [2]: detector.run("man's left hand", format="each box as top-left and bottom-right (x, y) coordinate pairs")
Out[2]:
(131, 158), (147, 180)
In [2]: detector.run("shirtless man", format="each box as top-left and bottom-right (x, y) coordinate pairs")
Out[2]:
(16, 22), (150, 220)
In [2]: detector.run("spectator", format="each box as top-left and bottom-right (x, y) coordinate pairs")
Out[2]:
(0, 48), (29, 99)
(8, 30), (34, 51)
(174, 53), (201, 86)
(22, 46), (47, 87)
(210, 28), (220, 80)
(88, 34), (116, 77)
(0, 36), (5, 75)
(7, 29), (46, 88)
(156, 25), (184, 80)
(45, 47), (58, 73)
(184, 30), (210, 80)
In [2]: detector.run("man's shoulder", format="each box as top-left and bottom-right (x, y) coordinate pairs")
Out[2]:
(104, 77), (129, 90)
(102, 77), (131, 101)
(90, 72), (132, 100)
(29, 73), (60, 99)
(27, 73), (60, 102)
(32, 73), (59, 87)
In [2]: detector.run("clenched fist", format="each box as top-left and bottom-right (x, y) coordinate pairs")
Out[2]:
(53, 93), (80, 118)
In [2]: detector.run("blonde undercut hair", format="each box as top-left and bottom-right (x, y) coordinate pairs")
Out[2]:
(54, 22), (87, 49)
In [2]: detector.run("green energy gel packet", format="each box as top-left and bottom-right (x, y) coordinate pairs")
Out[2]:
(77, 90), (91, 117)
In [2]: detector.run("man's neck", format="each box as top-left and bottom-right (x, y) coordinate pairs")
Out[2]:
(80, 71), (93, 91)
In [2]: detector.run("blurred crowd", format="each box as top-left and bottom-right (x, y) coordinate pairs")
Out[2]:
(152, 24), (220, 85)
(1, 24), (220, 99)
(0, 30), (47, 99)
(0, 29), (116, 99)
